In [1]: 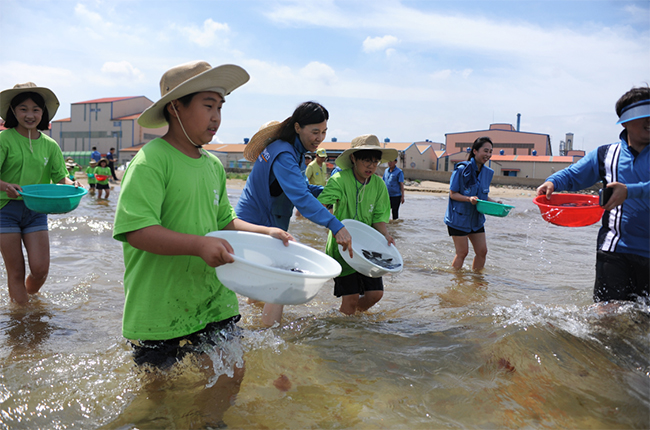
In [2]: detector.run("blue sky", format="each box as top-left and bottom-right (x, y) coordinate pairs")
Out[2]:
(2, 0), (649, 153)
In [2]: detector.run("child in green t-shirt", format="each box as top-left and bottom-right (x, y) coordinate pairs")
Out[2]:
(93, 158), (111, 199)
(85, 160), (97, 195)
(112, 61), (293, 427)
(318, 134), (397, 315)
(0, 82), (82, 304)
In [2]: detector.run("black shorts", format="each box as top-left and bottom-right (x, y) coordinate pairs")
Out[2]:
(96, 183), (110, 190)
(334, 272), (383, 297)
(594, 250), (649, 303)
(129, 315), (241, 369)
(447, 225), (485, 237)
(88, 183), (96, 189)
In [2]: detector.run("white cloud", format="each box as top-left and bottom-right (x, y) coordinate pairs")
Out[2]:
(362, 35), (399, 53)
(73, 3), (114, 40)
(101, 61), (145, 82)
(299, 62), (338, 86)
(174, 18), (231, 48)
(430, 70), (451, 80)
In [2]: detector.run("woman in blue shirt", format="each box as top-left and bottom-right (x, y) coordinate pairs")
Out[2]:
(236, 101), (352, 325)
(444, 137), (501, 271)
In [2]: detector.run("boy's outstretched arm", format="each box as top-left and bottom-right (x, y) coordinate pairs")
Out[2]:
(372, 222), (395, 246)
(125, 225), (235, 267)
(224, 218), (294, 246)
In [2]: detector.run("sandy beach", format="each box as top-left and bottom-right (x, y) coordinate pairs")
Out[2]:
(222, 178), (537, 199)
(77, 174), (537, 200)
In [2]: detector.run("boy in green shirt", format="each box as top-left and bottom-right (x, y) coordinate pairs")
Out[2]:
(112, 61), (292, 427)
(318, 134), (397, 315)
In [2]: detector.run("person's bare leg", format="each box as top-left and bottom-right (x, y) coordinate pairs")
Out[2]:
(0, 233), (28, 304)
(468, 233), (488, 271)
(451, 236), (469, 270)
(356, 290), (383, 312)
(340, 294), (360, 315)
(23, 231), (50, 295)
(261, 303), (284, 327)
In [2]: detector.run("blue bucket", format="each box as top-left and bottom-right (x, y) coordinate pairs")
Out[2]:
(18, 184), (88, 214)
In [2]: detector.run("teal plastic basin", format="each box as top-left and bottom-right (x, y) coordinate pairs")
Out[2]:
(476, 199), (515, 217)
(18, 184), (88, 214)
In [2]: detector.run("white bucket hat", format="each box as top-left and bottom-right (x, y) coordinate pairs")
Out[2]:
(336, 134), (398, 169)
(138, 60), (250, 129)
(0, 82), (60, 121)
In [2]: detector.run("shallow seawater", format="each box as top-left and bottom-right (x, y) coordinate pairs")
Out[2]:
(0, 187), (648, 429)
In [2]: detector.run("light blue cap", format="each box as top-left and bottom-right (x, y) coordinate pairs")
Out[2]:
(617, 99), (650, 124)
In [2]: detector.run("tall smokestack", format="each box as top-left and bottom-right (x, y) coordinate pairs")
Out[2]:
(516, 113), (521, 131)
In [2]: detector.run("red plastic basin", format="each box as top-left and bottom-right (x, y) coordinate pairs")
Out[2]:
(94, 174), (109, 181)
(533, 194), (604, 227)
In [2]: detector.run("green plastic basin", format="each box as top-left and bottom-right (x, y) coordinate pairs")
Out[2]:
(18, 184), (88, 214)
(476, 199), (515, 217)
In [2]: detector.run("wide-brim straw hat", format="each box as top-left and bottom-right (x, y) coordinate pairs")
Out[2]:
(138, 60), (250, 129)
(243, 120), (284, 162)
(98, 157), (109, 165)
(0, 82), (60, 121)
(336, 134), (398, 169)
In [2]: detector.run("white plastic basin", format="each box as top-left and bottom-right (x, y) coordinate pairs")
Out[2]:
(338, 219), (403, 278)
(206, 230), (342, 305)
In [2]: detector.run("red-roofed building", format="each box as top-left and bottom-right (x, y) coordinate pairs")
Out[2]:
(45, 96), (166, 163)
(445, 123), (552, 157)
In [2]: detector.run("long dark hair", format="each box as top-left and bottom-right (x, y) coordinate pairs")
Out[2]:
(467, 136), (493, 161)
(277, 101), (329, 143)
(3, 92), (50, 130)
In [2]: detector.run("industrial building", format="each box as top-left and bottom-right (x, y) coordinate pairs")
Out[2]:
(44, 96), (166, 163)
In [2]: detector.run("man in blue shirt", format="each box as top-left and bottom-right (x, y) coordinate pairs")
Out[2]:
(537, 87), (649, 303)
(90, 146), (101, 163)
(382, 158), (405, 220)
(106, 147), (118, 181)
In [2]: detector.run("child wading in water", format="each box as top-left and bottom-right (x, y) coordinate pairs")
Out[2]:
(94, 157), (111, 199)
(318, 134), (396, 315)
(86, 160), (97, 195)
(0, 82), (82, 304)
(112, 60), (293, 428)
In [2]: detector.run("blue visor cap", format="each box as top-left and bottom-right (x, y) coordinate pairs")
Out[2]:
(617, 99), (650, 124)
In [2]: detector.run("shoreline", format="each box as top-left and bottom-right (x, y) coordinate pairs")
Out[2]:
(223, 178), (538, 199)
(75, 174), (538, 199)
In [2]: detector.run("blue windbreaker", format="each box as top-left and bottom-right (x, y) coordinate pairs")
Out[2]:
(444, 158), (494, 233)
(235, 137), (344, 234)
(546, 130), (649, 259)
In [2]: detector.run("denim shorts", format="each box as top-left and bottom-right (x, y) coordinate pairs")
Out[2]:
(0, 200), (48, 234)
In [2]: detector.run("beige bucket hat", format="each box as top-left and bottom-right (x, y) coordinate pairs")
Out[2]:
(243, 120), (284, 162)
(336, 134), (398, 169)
(0, 82), (60, 121)
(138, 60), (250, 129)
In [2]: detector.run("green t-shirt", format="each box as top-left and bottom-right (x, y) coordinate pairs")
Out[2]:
(317, 169), (390, 276)
(113, 138), (239, 341)
(85, 166), (97, 184)
(0, 128), (68, 209)
(306, 159), (327, 186)
(92, 166), (111, 184)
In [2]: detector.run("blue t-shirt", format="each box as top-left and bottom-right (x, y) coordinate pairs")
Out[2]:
(383, 166), (404, 197)
(91, 150), (101, 162)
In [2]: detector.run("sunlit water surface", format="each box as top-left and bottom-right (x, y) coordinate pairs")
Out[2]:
(0, 187), (648, 429)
